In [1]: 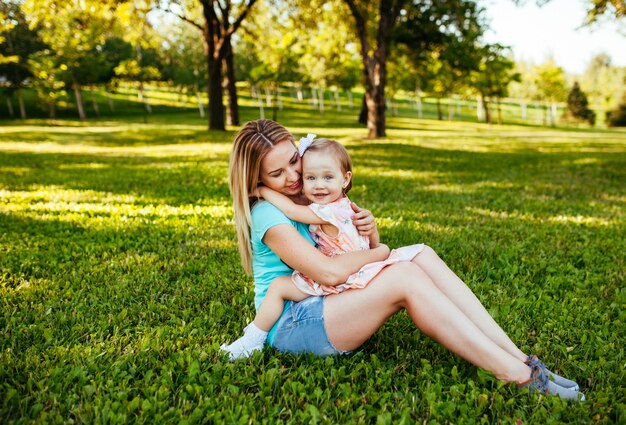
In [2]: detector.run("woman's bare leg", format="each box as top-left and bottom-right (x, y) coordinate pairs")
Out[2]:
(412, 246), (527, 361)
(255, 276), (309, 331)
(324, 262), (531, 383)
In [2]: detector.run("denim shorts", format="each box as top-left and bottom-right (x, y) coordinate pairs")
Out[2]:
(271, 296), (351, 356)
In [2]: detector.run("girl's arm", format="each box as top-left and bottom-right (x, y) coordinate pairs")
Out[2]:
(258, 186), (327, 225)
(264, 224), (390, 286)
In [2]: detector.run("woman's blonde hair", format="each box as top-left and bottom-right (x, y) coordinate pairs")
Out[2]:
(228, 119), (294, 274)
(303, 138), (353, 193)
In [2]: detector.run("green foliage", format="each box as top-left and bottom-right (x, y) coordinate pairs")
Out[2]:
(0, 2), (46, 88)
(1, 99), (625, 422)
(607, 88), (626, 127)
(580, 54), (624, 112)
(565, 82), (596, 126)
(534, 59), (568, 102)
(584, 0), (626, 23)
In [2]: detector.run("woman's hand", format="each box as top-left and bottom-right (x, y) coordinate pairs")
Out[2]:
(350, 201), (380, 247)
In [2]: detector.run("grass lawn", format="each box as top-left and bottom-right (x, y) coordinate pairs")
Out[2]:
(1, 99), (625, 423)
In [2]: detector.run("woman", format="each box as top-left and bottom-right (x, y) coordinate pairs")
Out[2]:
(227, 119), (585, 401)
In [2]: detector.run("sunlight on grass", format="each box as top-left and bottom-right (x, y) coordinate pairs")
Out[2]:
(2, 188), (232, 221)
(0, 140), (231, 158)
(467, 207), (616, 226)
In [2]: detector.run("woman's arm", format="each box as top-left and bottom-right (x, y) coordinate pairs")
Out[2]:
(258, 186), (327, 225)
(350, 201), (381, 248)
(264, 224), (390, 286)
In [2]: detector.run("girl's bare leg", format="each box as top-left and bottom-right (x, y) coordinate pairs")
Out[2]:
(412, 246), (527, 361)
(324, 262), (531, 383)
(255, 276), (310, 331)
(221, 276), (309, 359)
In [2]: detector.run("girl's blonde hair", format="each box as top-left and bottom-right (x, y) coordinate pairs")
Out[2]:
(303, 138), (353, 193)
(228, 119), (294, 274)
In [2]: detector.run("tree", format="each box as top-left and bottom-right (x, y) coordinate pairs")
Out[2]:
(22, 0), (118, 119)
(607, 83), (626, 127)
(343, 0), (406, 138)
(343, 0), (486, 136)
(294, 0), (361, 114)
(0, 2), (46, 118)
(162, 0), (258, 131)
(469, 44), (520, 124)
(237, 0), (302, 121)
(534, 59), (567, 126)
(27, 51), (67, 118)
(580, 53), (625, 112)
(159, 17), (207, 116)
(565, 82), (596, 125)
(0, 10), (18, 65)
(584, 0), (625, 23)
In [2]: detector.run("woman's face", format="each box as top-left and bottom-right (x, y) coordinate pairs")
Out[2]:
(259, 140), (302, 196)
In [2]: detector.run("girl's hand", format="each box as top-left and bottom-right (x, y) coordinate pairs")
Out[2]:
(253, 186), (273, 199)
(251, 186), (263, 198)
(350, 202), (378, 235)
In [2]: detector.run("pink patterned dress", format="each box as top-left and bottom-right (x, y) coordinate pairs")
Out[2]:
(292, 197), (424, 296)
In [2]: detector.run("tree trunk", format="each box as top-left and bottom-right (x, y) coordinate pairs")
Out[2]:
(436, 97), (443, 120)
(178, 85), (185, 108)
(196, 83), (205, 118)
(206, 51), (225, 130)
(497, 98), (502, 125)
(264, 87), (272, 107)
(483, 96), (491, 124)
(91, 88), (100, 117)
(73, 81), (87, 120)
(358, 95), (367, 125)
(222, 37), (239, 126)
(6, 97), (14, 117)
(296, 85), (303, 102)
(18, 90), (27, 119)
(107, 92), (115, 112)
(415, 90), (423, 118)
(49, 100), (56, 119)
(272, 86), (279, 121)
(318, 88), (324, 114)
(347, 90), (353, 109)
(139, 83), (152, 114)
(345, 0), (404, 138)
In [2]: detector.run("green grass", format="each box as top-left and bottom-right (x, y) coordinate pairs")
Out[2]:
(1, 99), (625, 423)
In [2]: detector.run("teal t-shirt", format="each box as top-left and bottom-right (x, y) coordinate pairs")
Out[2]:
(250, 200), (315, 345)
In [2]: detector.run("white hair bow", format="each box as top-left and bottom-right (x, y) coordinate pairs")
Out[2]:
(298, 133), (317, 157)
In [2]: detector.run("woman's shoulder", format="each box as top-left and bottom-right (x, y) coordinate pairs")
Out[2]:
(252, 199), (286, 216)
(251, 200), (292, 227)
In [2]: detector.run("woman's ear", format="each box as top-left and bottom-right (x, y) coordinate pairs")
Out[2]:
(343, 171), (352, 188)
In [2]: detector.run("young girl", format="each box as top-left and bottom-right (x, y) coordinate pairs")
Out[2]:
(221, 135), (424, 359)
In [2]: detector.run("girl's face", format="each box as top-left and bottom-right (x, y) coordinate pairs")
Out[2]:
(302, 150), (351, 205)
(259, 140), (302, 196)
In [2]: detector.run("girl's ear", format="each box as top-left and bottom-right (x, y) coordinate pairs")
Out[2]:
(343, 171), (352, 188)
